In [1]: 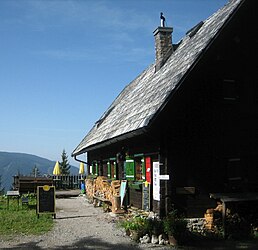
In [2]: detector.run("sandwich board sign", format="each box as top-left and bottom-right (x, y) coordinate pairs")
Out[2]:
(37, 185), (56, 219)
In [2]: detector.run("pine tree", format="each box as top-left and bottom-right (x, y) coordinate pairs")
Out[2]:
(60, 149), (70, 175)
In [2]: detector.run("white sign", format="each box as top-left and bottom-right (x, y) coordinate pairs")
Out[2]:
(159, 175), (170, 180)
(153, 161), (160, 201)
(7, 190), (20, 196)
(153, 163), (170, 201)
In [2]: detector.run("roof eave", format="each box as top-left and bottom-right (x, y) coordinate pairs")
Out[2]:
(72, 127), (147, 157)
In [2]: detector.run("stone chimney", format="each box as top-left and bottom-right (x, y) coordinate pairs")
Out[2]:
(153, 26), (173, 72)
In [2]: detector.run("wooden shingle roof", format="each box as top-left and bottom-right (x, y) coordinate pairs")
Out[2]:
(72, 0), (242, 156)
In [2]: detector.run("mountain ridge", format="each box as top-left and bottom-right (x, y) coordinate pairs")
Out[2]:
(0, 151), (79, 192)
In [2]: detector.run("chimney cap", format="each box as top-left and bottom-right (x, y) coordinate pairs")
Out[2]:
(153, 27), (173, 36)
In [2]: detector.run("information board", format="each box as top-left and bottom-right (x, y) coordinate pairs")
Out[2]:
(142, 182), (150, 211)
(37, 185), (56, 218)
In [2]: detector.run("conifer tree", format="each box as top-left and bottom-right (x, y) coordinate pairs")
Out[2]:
(60, 149), (70, 175)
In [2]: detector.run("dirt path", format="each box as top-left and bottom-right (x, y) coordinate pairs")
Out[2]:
(1, 195), (257, 249)
(0, 196), (170, 249)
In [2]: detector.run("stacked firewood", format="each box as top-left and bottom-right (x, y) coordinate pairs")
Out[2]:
(86, 177), (121, 206)
(204, 203), (223, 230)
(85, 179), (94, 198)
(204, 208), (214, 230)
(94, 176), (108, 198)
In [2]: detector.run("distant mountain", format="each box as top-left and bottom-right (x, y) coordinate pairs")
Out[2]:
(0, 151), (79, 192)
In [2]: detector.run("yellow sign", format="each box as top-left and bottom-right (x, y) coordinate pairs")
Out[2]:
(43, 185), (50, 191)
(144, 181), (149, 187)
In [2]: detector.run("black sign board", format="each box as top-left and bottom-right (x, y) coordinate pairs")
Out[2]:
(142, 182), (150, 211)
(37, 185), (56, 218)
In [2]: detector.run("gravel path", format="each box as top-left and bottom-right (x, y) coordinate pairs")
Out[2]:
(0, 196), (171, 250)
(1, 196), (257, 249)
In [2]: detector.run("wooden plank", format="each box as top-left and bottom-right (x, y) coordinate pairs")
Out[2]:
(93, 195), (110, 203)
(210, 192), (258, 202)
(176, 187), (196, 195)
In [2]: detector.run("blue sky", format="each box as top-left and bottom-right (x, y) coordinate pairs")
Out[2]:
(0, 0), (228, 167)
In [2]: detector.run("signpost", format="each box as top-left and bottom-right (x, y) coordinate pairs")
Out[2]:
(37, 185), (56, 219)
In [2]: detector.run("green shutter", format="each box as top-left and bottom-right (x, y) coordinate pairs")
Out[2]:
(114, 162), (117, 179)
(107, 161), (111, 178)
(95, 162), (98, 176)
(141, 157), (146, 181)
(126, 158), (135, 180)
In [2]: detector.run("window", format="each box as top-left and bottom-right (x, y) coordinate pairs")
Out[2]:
(223, 79), (239, 101)
(108, 159), (116, 179)
(135, 156), (145, 181)
(227, 158), (241, 181)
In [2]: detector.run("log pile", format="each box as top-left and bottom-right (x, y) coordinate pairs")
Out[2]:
(85, 179), (94, 199)
(204, 203), (223, 230)
(204, 209), (214, 230)
(85, 177), (121, 203)
(95, 176), (109, 198)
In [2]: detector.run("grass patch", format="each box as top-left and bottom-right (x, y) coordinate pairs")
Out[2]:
(0, 195), (54, 236)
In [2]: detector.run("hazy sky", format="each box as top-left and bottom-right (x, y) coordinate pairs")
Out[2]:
(0, 0), (228, 167)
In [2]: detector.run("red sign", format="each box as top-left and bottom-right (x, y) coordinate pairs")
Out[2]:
(145, 157), (151, 183)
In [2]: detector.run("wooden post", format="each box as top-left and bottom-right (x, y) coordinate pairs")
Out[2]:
(222, 201), (227, 238)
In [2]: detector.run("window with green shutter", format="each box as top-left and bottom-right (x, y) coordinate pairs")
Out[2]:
(126, 157), (135, 180)
(142, 157), (146, 181)
(113, 161), (117, 179)
(95, 162), (98, 176)
(107, 161), (111, 178)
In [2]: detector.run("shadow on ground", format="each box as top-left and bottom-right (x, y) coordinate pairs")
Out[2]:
(1, 236), (140, 250)
(2, 236), (258, 250)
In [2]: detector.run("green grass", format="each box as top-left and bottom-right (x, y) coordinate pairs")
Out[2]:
(0, 196), (54, 236)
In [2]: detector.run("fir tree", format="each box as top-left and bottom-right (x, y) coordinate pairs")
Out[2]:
(60, 149), (70, 175)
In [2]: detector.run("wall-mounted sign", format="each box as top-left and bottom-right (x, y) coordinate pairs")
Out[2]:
(159, 175), (170, 180)
(145, 157), (152, 183)
(153, 162), (170, 201)
(153, 161), (160, 201)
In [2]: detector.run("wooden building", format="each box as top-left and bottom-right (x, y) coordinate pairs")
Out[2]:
(72, 0), (258, 217)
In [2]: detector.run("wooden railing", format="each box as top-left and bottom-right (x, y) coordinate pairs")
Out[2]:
(53, 175), (85, 190)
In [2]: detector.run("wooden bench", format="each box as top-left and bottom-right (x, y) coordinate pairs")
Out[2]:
(93, 195), (111, 207)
